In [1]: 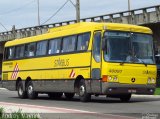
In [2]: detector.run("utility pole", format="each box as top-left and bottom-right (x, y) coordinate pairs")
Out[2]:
(37, 0), (40, 25)
(12, 25), (16, 39)
(128, 0), (131, 23)
(128, 0), (131, 12)
(76, 0), (80, 22)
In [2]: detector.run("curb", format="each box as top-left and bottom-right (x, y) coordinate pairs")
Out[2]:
(132, 94), (160, 98)
(0, 88), (7, 90)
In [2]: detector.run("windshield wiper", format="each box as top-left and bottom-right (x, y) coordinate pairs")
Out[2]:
(133, 55), (147, 67)
(120, 52), (132, 66)
(120, 60), (126, 65)
(120, 55), (148, 67)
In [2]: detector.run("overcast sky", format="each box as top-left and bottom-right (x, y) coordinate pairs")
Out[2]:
(0, 0), (160, 32)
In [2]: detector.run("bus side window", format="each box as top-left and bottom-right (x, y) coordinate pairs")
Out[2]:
(62, 36), (76, 53)
(15, 45), (24, 59)
(93, 32), (101, 62)
(25, 43), (36, 57)
(77, 33), (90, 51)
(36, 41), (47, 56)
(6, 47), (15, 60)
(48, 38), (61, 55)
(3, 48), (7, 60)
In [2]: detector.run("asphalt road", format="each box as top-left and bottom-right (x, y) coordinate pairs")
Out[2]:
(0, 89), (160, 119)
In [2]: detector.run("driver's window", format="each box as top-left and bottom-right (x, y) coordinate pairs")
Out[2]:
(93, 32), (101, 62)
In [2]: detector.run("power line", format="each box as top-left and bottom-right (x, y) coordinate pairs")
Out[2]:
(42, 0), (69, 25)
(0, 0), (35, 16)
(0, 22), (8, 31)
(69, 0), (76, 7)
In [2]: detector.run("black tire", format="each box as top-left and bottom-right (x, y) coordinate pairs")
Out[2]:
(64, 93), (75, 100)
(17, 81), (27, 99)
(120, 94), (131, 102)
(26, 81), (38, 99)
(79, 80), (91, 102)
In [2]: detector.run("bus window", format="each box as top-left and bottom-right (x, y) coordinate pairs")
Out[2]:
(93, 32), (101, 62)
(48, 38), (61, 54)
(62, 36), (76, 53)
(25, 43), (36, 57)
(36, 41), (47, 56)
(77, 33), (90, 51)
(15, 45), (24, 59)
(6, 47), (15, 60)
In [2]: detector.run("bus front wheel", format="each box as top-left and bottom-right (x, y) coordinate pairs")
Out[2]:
(17, 81), (27, 99)
(26, 81), (38, 99)
(120, 94), (131, 102)
(78, 80), (91, 102)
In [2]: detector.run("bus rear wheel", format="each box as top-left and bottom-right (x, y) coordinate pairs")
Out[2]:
(120, 94), (131, 102)
(64, 93), (75, 99)
(17, 81), (27, 99)
(78, 80), (91, 102)
(26, 81), (38, 99)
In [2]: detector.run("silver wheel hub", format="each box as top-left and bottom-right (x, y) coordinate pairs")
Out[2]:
(28, 85), (33, 94)
(18, 87), (23, 95)
(79, 85), (85, 96)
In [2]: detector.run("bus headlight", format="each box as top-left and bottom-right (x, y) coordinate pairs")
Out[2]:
(108, 76), (118, 82)
(108, 76), (112, 81)
(151, 78), (156, 83)
(148, 77), (156, 84)
(113, 76), (118, 82)
(148, 77), (151, 83)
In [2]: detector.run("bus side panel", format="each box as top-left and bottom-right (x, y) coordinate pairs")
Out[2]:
(2, 52), (91, 92)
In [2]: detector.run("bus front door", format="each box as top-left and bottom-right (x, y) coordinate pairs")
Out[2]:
(91, 31), (102, 93)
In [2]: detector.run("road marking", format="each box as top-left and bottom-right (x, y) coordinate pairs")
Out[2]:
(0, 101), (135, 119)
(0, 88), (7, 90)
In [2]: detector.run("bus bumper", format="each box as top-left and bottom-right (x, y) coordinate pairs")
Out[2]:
(102, 82), (156, 95)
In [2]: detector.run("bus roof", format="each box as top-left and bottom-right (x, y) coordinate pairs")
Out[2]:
(5, 22), (152, 47)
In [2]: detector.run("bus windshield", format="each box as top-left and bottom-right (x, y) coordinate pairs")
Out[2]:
(104, 31), (155, 64)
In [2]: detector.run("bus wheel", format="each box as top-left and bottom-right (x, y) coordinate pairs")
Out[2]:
(64, 93), (75, 99)
(120, 94), (131, 102)
(26, 81), (38, 99)
(79, 80), (91, 102)
(17, 81), (27, 99)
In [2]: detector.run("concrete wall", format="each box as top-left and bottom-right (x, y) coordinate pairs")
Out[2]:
(144, 23), (160, 54)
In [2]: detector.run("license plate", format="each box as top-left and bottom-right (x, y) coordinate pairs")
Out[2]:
(128, 89), (137, 93)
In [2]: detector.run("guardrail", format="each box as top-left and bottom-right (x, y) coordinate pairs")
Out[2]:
(0, 4), (160, 41)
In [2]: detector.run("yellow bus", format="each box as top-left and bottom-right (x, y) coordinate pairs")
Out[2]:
(2, 22), (156, 102)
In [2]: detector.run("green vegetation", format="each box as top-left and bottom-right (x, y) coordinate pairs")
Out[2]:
(0, 107), (39, 119)
(154, 88), (160, 95)
(0, 107), (3, 118)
